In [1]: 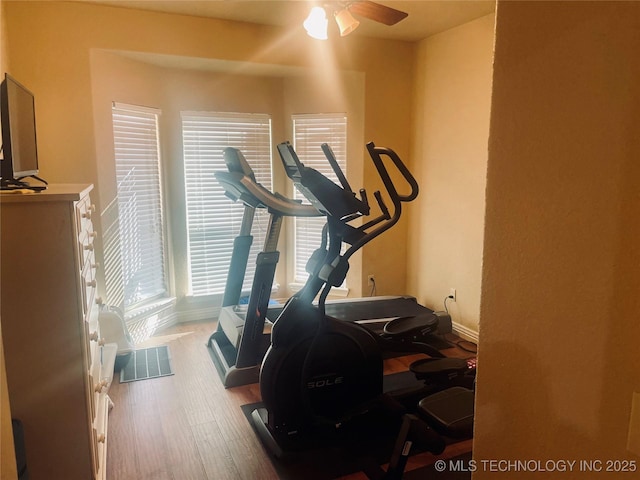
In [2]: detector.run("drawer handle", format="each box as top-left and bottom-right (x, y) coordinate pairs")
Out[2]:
(94, 380), (108, 393)
(82, 205), (96, 219)
(86, 279), (97, 288)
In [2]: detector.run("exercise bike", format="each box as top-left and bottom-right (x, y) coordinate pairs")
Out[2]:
(251, 142), (469, 477)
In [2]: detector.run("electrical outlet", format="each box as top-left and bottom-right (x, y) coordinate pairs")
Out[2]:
(449, 288), (457, 302)
(368, 274), (375, 286)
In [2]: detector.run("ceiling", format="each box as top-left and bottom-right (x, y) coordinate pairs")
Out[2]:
(81, 0), (496, 42)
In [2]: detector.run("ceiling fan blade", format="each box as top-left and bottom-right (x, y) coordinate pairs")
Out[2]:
(348, 1), (408, 26)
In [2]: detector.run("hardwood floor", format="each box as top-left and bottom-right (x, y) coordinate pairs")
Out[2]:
(106, 320), (475, 480)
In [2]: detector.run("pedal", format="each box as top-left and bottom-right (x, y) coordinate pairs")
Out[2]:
(409, 357), (469, 382)
(382, 313), (438, 337)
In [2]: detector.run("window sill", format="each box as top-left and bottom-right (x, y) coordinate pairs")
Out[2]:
(288, 282), (350, 298)
(124, 297), (176, 322)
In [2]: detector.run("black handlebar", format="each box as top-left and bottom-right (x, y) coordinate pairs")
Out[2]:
(365, 142), (419, 203)
(321, 143), (353, 194)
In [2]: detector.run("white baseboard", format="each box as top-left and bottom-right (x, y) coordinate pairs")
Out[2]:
(451, 321), (479, 344)
(176, 305), (220, 324)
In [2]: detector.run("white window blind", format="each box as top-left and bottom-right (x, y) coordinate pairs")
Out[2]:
(292, 113), (347, 283)
(112, 103), (167, 309)
(182, 112), (272, 297)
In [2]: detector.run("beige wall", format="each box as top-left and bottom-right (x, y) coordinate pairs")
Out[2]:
(408, 14), (494, 336)
(474, 1), (640, 473)
(0, 1), (18, 477)
(4, 0), (415, 307)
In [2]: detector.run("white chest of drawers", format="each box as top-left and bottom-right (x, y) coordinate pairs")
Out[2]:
(1, 184), (110, 480)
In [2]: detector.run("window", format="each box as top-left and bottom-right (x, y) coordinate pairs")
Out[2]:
(111, 103), (167, 309)
(292, 113), (347, 284)
(182, 112), (272, 297)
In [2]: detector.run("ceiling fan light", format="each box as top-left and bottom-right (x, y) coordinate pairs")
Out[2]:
(334, 9), (360, 37)
(303, 6), (328, 40)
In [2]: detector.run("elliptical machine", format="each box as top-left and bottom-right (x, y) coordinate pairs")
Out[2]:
(251, 142), (450, 470)
(209, 146), (454, 389)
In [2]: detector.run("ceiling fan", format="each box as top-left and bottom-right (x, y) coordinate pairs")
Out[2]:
(347, 1), (409, 26)
(304, 1), (409, 39)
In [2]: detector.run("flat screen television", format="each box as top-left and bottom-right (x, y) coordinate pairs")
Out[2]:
(1, 73), (46, 189)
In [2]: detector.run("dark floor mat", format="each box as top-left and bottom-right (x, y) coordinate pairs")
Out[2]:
(119, 346), (173, 383)
(241, 401), (401, 480)
(240, 371), (470, 480)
